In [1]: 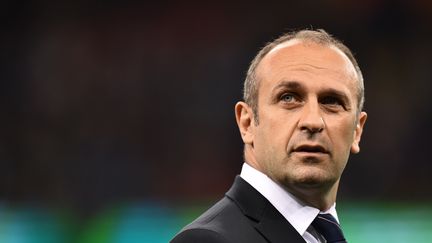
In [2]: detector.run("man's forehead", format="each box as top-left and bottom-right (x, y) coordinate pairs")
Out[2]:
(267, 38), (303, 56)
(260, 39), (359, 85)
(266, 39), (349, 64)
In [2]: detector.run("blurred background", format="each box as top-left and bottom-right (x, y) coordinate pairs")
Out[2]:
(1, 0), (432, 242)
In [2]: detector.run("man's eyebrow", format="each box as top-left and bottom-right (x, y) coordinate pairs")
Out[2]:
(320, 88), (351, 103)
(271, 81), (352, 102)
(271, 80), (303, 92)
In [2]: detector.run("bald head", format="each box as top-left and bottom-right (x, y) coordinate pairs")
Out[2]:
(243, 29), (364, 123)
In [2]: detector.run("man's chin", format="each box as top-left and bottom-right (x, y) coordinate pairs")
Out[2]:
(295, 178), (330, 188)
(290, 170), (336, 189)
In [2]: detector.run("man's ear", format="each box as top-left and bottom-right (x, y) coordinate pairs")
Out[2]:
(351, 111), (367, 154)
(235, 101), (255, 145)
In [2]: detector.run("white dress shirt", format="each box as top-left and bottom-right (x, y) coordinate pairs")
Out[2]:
(240, 163), (340, 243)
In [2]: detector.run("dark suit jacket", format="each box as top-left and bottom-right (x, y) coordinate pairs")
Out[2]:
(170, 176), (306, 243)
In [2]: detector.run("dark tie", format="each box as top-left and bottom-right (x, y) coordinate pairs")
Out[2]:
(311, 214), (347, 243)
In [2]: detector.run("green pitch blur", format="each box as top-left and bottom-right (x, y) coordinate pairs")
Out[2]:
(0, 201), (431, 243)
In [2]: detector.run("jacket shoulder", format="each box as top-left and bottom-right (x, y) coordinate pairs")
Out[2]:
(170, 228), (231, 243)
(171, 196), (264, 243)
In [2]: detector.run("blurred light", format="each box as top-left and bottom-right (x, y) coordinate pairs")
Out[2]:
(0, 203), (73, 243)
(0, 201), (431, 242)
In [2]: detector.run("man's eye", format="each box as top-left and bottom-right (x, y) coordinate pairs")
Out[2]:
(321, 97), (344, 107)
(280, 94), (295, 103)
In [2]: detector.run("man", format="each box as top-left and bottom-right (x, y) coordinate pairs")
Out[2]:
(171, 29), (367, 243)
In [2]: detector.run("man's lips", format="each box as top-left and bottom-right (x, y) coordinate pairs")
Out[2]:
(292, 144), (329, 154)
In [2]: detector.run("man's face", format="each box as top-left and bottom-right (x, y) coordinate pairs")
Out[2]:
(242, 40), (366, 195)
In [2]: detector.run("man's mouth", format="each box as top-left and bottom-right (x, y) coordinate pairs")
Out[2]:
(292, 144), (328, 154)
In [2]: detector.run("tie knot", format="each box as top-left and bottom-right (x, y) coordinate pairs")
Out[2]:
(312, 214), (347, 243)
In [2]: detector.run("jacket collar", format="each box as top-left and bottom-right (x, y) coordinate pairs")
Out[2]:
(226, 176), (306, 243)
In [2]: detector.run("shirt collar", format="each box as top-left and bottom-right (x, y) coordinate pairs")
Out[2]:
(240, 163), (339, 236)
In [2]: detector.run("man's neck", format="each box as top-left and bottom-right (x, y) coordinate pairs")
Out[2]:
(243, 154), (339, 211)
(282, 181), (339, 211)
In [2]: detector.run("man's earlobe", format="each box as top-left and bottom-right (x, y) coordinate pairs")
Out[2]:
(351, 111), (367, 154)
(235, 102), (254, 145)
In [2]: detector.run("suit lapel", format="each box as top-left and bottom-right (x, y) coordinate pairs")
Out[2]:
(226, 176), (305, 243)
(254, 202), (306, 243)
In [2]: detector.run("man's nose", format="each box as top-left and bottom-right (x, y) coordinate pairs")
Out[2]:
(298, 102), (325, 134)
